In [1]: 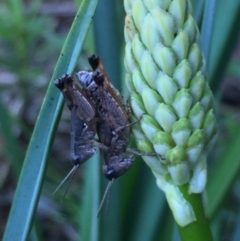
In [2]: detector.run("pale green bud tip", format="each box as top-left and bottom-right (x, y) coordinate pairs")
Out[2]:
(124, 0), (217, 210)
(189, 155), (207, 193)
(155, 176), (196, 226)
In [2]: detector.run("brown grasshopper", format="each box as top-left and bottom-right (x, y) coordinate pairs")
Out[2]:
(77, 55), (158, 173)
(76, 58), (134, 179)
(53, 74), (97, 195)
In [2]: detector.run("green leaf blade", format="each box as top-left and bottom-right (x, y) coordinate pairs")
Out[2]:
(3, 1), (98, 240)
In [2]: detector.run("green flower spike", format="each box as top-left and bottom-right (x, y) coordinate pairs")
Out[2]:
(124, 0), (217, 230)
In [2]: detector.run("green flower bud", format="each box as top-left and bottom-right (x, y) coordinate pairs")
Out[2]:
(132, 69), (150, 95)
(144, 155), (168, 175)
(171, 118), (192, 146)
(166, 146), (187, 164)
(188, 103), (205, 129)
(155, 103), (177, 133)
(188, 43), (204, 74)
(166, 188), (196, 227)
(126, 73), (136, 93)
(153, 45), (176, 76)
(131, 93), (146, 117)
(151, 8), (175, 46)
(132, 35), (145, 62)
(186, 144), (204, 168)
(124, 14), (138, 42)
(187, 129), (205, 147)
(124, 0), (217, 226)
(136, 137), (155, 152)
(183, 15), (199, 44)
(168, 162), (190, 185)
(140, 51), (159, 87)
(155, 177), (196, 226)
(140, 114), (162, 140)
(172, 89), (193, 118)
(141, 14), (159, 53)
(201, 84), (214, 111)
(172, 30), (189, 60)
(142, 88), (163, 115)
(173, 60), (192, 88)
(132, 0), (148, 31)
(156, 72), (178, 105)
(189, 73), (205, 103)
(125, 43), (137, 73)
(131, 119), (147, 140)
(203, 110), (216, 141)
(189, 155), (207, 193)
(152, 131), (174, 154)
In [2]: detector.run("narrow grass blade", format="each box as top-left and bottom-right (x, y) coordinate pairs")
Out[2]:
(0, 97), (24, 177)
(201, 0), (216, 66)
(80, 154), (100, 241)
(191, 0), (205, 25)
(208, 0), (240, 92)
(93, 0), (124, 89)
(232, 211), (240, 241)
(207, 129), (240, 217)
(3, 1), (98, 240)
(126, 168), (166, 241)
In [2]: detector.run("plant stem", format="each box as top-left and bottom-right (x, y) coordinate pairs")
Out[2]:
(177, 184), (213, 241)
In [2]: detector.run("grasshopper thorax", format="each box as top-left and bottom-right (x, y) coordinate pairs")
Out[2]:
(76, 71), (94, 88)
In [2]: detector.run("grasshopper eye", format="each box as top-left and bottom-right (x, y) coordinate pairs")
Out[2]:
(106, 169), (114, 178)
(93, 71), (104, 85)
(70, 155), (82, 165)
(54, 78), (64, 89)
(103, 166), (114, 180)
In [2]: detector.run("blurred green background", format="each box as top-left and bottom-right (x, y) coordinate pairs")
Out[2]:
(1, 0), (240, 240)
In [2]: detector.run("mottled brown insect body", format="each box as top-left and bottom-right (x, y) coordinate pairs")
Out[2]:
(89, 55), (129, 131)
(96, 120), (133, 180)
(54, 74), (96, 165)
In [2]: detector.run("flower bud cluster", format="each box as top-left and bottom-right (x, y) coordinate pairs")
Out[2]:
(124, 0), (217, 226)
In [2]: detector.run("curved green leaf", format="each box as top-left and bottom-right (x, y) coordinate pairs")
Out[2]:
(207, 129), (240, 217)
(80, 154), (100, 241)
(208, 0), (240, 92)
(0, 97), (24, 178)
(3, 1), (98, 240)
(201, 0), (216, 66)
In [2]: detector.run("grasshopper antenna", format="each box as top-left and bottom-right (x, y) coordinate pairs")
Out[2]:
(61, 165), (79, 202)
(53, 165), (79, 199)
(106, 182), (112, 217)
(97, 178), (114, 217)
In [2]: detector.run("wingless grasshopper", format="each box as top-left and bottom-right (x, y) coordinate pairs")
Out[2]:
(54, 74), (96, 195)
